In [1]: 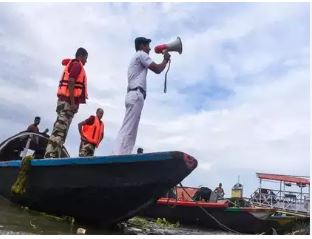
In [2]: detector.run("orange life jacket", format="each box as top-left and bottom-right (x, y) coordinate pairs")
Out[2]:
(57, 59), (88, 100)
(82, 116), (104, 147)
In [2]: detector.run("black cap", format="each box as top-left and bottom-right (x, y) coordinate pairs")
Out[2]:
(135, 37), (151, 50)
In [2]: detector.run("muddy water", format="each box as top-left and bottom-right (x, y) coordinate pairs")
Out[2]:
(0, 196), (232, 235)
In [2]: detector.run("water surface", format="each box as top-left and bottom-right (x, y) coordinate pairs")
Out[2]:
(0, 196), (230, 235)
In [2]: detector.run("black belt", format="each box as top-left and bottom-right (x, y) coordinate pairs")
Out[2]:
(127, 87), (146, 99)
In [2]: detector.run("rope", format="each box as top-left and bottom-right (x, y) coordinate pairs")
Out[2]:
(164, 59), (171, 93)
(178, 183), (240, 234)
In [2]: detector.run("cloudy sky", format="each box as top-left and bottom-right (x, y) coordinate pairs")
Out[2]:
(0, 2), (309, 196)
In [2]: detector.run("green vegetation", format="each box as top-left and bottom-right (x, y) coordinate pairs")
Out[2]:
(128, 216), (180, 230)
(128, 216), (149, 228)
(156, 218), (180, 228)
(11, 155), (34, 195)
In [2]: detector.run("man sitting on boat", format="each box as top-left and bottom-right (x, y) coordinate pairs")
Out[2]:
(214, 183), (225, 199)
(26, 116), (49, 135)
(26, 116), (49, 145)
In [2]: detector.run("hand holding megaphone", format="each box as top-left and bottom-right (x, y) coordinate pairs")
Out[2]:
(163, 51), (171, 62)
(154, 37), (182, 93)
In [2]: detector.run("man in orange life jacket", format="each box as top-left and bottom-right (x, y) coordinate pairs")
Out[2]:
(78, 108), (104, 157)
(44, 47), (88, 158)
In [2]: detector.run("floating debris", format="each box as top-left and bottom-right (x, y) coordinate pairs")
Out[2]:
(76, 227), (86, 234)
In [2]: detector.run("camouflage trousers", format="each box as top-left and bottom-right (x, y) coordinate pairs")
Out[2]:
(44, 99), (78, 158)
(79, 140), (96, 157)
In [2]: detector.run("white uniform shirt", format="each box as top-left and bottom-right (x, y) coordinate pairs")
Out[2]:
(127, 50), (153, 92)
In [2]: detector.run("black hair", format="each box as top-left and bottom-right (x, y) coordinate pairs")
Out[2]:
(35, 116), (40, 120)
(135, 37), (151, 51)
(135, 43), (142, 51)
(75, 47), (88, 58)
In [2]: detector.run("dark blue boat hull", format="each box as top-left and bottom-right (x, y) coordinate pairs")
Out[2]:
(0, 152), (197, 225)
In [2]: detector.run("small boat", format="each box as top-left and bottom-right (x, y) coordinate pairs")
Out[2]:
(0, 132), (198, 226)
(141, 186), (277, 234)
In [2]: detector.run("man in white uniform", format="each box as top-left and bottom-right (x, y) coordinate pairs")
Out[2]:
(113, 37), (171, 155)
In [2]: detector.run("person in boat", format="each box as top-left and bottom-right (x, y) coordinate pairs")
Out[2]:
(44, 47), (89, 158)
(26, 116), (49, 145)
(137, 147), (144, 154)
(112, 37), (171, 155)
(214, 183), (225, 199)
(26, 116), (49, 134)
(78, 108), (104, 157)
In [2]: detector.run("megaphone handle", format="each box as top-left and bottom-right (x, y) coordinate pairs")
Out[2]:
(164, 59), (171, 93)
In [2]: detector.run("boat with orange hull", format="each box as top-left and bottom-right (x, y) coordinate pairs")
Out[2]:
(141, 186), (277, 234)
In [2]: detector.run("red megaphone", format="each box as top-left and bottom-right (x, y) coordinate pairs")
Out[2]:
(154, 37), (183, 54)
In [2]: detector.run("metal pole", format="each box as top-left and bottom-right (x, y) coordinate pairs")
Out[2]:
(259, 179), (262, 203)
(21, 136), (32, 159)
(280, 181), (282, 203)
(283, 182), (285, 210)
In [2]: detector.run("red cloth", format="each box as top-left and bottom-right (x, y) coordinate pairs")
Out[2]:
(68, 61), (82, 80)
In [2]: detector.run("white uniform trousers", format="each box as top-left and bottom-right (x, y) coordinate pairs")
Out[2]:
(113, 90), (144, 155)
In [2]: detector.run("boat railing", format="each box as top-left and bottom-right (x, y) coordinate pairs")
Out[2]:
(249, 188), (310, 214)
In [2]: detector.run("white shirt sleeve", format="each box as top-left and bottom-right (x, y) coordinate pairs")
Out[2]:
(138, 51), (153, 68)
